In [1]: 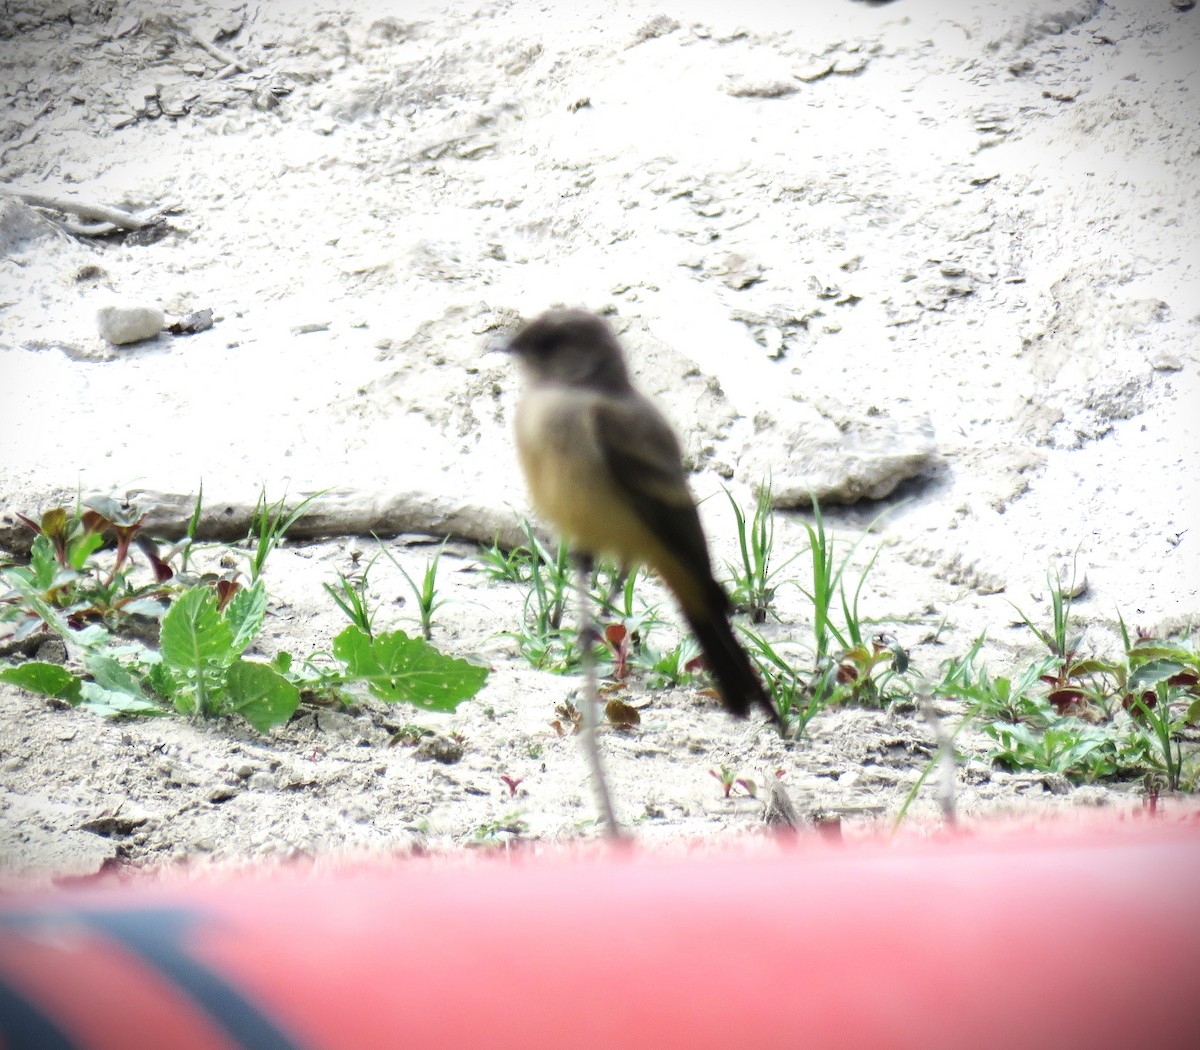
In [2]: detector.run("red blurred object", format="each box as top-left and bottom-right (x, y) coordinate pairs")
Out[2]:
(1, 817), (1198, 1049)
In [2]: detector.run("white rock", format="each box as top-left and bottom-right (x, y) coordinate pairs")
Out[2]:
(97, 304), (164, 346)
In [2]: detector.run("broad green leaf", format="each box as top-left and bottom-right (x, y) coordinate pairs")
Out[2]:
(122, 598), (169, 620)
(1129, 659), (1184, 692)
(1129, 642), (1196, 665)
(3, 572), (72, 636)
(67, 530), (105, 571)
(29, 535), (60, 588)
(332, 625), (488, 711)
(160, 587), (234, 673)
(0, 662), (82, 703)
(147, 662), (191, 712)
(85, 652), (152, 701)
(1068, 657), (1120, 677)
(84, 495), (121, 520)
(226, 659), (299, 732)
(79, 682), (166, 717)
(226, 580), (267, 656)
(1187, 698), (1200, 725)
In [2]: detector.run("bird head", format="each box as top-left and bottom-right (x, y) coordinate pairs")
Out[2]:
(506, 309), (632, 392)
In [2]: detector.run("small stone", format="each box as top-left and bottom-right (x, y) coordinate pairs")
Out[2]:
(1149, 350), (1182, 372)
(832, 54), (868, 75)
(724, 77), (798, 99)
(794, 58), (835, 83)
(1042, 773), (1071, 795)
(414, 734), (464, 764)
(1056, 559), (1088, 599)
(97, 304), (164, 345)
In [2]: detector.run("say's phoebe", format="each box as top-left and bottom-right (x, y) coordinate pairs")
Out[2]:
(508, 308), (777, 723)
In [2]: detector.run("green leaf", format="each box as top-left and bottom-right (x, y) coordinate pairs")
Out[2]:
(147, 662), (189, 710)
(0, 662), (82, 703)
(122, 598), (169, 620)
(332, 625), (488, 711)
(1129, 659), (1184, 692)
(79, 682), (167, 717)
(86, 652), (151, 699)
(67, 530), (105, 571)
(29, 535), (60, 588)
(3, 572), (72, 636)
(160, 587), (234, 673)
(1187, 698), (1200, 725)
(225, 580), (267, 657)
(226, 659), (299, 732)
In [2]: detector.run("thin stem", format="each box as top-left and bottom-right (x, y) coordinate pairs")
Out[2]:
(576, 558), (621, 838)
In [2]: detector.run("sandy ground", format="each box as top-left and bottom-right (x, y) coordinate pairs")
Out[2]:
(1, 0), (1198, 885)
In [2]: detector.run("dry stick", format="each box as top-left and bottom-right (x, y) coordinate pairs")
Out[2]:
(575, 561), (621, 838)
(171, 21), (252, 74)
(916, 678), (958, 826)
(60, 220), (119, 238)
(2, 188), (150, 230)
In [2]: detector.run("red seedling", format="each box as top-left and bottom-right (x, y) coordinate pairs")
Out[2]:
(603, 623), (631, 679)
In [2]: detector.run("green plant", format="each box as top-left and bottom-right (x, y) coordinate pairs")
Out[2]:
(167, 484), (206, 577)
(724, 481), (795, 623)
(245, 488), (324, 581)
(1, 581), (296, 729)
(328, 625), (487, 710)
(1122, 663), (1199, 791)
(939, 641), (1058, 730)
(382, 538), (449, 641)
(636, 635), (701, 689)
(323, 553), (380, 637)
(1008, 571), (1105, 715)
(708, 763), (755, 799)
(472, 810), (528, 842)
(985, 721), (1119, 780)
(740, 628), (832, 738)
(479, 534), (533, 584)
(792, 497), (902, 708)
(2, 499), (172, 641)
(509, 520), (578, 672)
(1117, 617), (1200, 719)
(832, 633), (910, 708)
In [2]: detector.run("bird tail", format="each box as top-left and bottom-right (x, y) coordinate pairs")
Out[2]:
(684, 605), (778, 723)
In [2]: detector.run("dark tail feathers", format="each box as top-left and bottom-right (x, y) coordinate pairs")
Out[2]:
(685, 608), (778, 723)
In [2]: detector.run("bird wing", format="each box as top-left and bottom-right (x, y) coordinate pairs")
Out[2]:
(591, 392), (723, 611)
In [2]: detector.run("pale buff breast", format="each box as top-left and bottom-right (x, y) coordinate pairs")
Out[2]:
(514, 385), (667, 565)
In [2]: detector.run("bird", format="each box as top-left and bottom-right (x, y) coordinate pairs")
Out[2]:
(507, 308), (777, 723)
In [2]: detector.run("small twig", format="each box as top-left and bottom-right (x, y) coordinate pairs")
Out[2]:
(2, 188), (151, 230)
(576, 559), (621, 838)
(60, 220), (119, 237)
(916, 679), (958, 827)
(171, 20), (252, 75)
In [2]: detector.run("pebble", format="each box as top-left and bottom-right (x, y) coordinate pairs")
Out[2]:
(1055, 559), (1088, 599)
(1149, 350), (1182, 372)
(96, 304), (164, 345)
